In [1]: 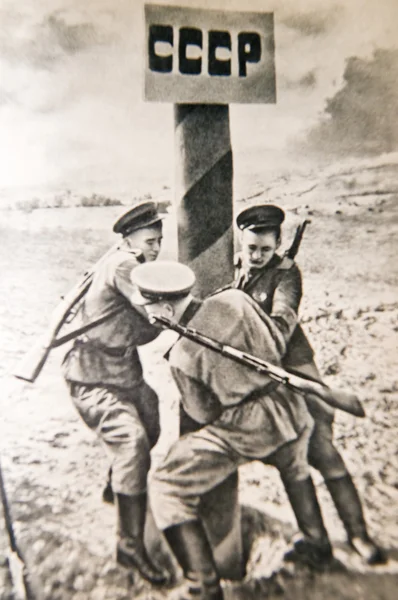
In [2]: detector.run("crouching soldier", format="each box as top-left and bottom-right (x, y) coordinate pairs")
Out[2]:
(233, 203), (386, 565)
(131, 261), (336, 600)
(62, 202), (168, 584)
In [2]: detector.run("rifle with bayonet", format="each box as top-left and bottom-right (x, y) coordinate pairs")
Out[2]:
(13, 241), (127, 384)
(149, 314), (365, 418)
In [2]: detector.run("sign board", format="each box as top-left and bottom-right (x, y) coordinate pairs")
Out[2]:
(144, 4), (276, 104)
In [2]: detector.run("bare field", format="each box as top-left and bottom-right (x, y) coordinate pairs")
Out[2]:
(1, 157), (398, 599)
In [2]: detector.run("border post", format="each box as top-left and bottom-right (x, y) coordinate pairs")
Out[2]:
(144, 3), (276, 580)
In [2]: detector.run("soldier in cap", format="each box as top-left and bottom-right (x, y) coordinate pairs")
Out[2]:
(131, 261), (336, 600)
(62, 201), (168, 584)
(233, 203), (385, 565)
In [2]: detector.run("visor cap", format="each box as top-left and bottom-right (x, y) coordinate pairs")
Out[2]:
(237, 204), (285, 231)
(131, 261), (196, 305)
(113, 201), (163, 236)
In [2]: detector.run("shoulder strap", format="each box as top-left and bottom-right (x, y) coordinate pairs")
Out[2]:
(277, 256), (295, 270)
(51, 306), (125, 348)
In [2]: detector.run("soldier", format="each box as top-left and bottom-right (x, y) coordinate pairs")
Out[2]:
(62, 201), (168, 584)
(131, 261), (337, 600)
(233, 203), (386, 565)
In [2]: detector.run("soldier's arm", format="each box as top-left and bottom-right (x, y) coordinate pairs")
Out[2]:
(271, 263), (302, 345)
(112, 255), (149, 314)
(112, 256), (162, 343)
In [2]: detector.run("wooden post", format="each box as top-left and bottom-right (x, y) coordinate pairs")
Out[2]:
(174, 103), (244, 580)
(174, 104), (234, 297)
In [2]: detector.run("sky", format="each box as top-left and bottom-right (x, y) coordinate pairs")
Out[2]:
(1, 0), (397, 199)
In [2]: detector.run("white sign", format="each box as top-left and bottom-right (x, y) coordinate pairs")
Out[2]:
(144, 4), (276, 104)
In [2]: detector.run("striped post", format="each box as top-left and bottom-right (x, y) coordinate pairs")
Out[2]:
(174, 104), (243, 580)
(174, 104), (234, 297)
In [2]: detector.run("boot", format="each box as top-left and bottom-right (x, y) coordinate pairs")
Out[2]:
(164, 520), (224, 600)
(116, 492), (168, 585)
(325, 474), (387, 565)
(282, 476), (334, 570)
(102, 467), (114, 504)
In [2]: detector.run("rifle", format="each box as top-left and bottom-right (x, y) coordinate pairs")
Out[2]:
(0, 458), (43, 599)
(284, 219), (311, 260)
(13, 241), (125, 383)
(149, 314), (365, 418)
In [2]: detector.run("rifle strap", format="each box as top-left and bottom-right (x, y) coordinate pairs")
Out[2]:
(51, 306), (125, 348)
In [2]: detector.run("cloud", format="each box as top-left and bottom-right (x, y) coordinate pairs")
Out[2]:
(301, 48), (398, 156)
(0, 9), (113, 70)
(0, 7), (121, 114)
(44, 14), (101, 55)
(1, 0), (397, 193)
(281, 8), (341, 37)
(282, 69), (318, 91)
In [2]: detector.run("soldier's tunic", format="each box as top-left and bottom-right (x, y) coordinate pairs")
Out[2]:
(234, 253), (347, 480)
(62, 247), (161, 495)
(150, 289), (314, 530)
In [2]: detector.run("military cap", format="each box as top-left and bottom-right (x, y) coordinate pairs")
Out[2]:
(113, 201), (163, 236)
(236, 204), (285, 231)
(131, 261), (196, 305)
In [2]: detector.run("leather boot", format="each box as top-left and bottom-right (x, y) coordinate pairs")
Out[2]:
(116, 492), (168, 584)
(164, 520), (224, 600)
(325, 474), (387, 564)
(282, 476), (334, 570)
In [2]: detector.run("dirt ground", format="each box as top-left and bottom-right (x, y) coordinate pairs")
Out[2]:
(1, 154), (398, 599)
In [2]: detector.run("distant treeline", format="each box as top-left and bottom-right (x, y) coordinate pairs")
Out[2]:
(7, 191), (172, 213)
(11, 192), (122, 212)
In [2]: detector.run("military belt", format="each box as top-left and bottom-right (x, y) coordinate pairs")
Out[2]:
(75, 337), (136, 358)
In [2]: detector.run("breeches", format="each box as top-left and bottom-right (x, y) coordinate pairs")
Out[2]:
(307, 397), (348, 480)
(150, 423), (312, 531)
(68, 380), (160, 495)
(288, 360), (348, 480)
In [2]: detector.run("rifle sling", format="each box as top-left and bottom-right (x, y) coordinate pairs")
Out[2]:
(51, 306), (125, 348)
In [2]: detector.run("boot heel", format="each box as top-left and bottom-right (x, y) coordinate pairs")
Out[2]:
(116, 547), (133, 569)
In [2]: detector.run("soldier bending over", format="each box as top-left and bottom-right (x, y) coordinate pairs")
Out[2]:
(131, 261), (337, 600)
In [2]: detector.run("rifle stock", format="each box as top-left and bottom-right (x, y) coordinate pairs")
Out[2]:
(283, 372), (365, 418)
(13, 241), (121, 384)
(13, 285), (89, 383)
(150, 314), (365, 418)
(13, 334), (54, 383)
(285, 219), (310, 260)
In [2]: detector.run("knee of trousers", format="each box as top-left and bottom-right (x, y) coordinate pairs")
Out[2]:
(101, 421), (152, 496)
(111, 442), (151, 496)
(136, 381), (161, 449)
(308, 437), (348, 480)
(149, 474), (200, 531)
(273, 425), (313, 483)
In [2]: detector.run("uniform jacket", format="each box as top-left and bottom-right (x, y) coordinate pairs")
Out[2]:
(168, 289), (312, 459)
(233, 253), (315, 367)
(62, 247), (159, 389)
